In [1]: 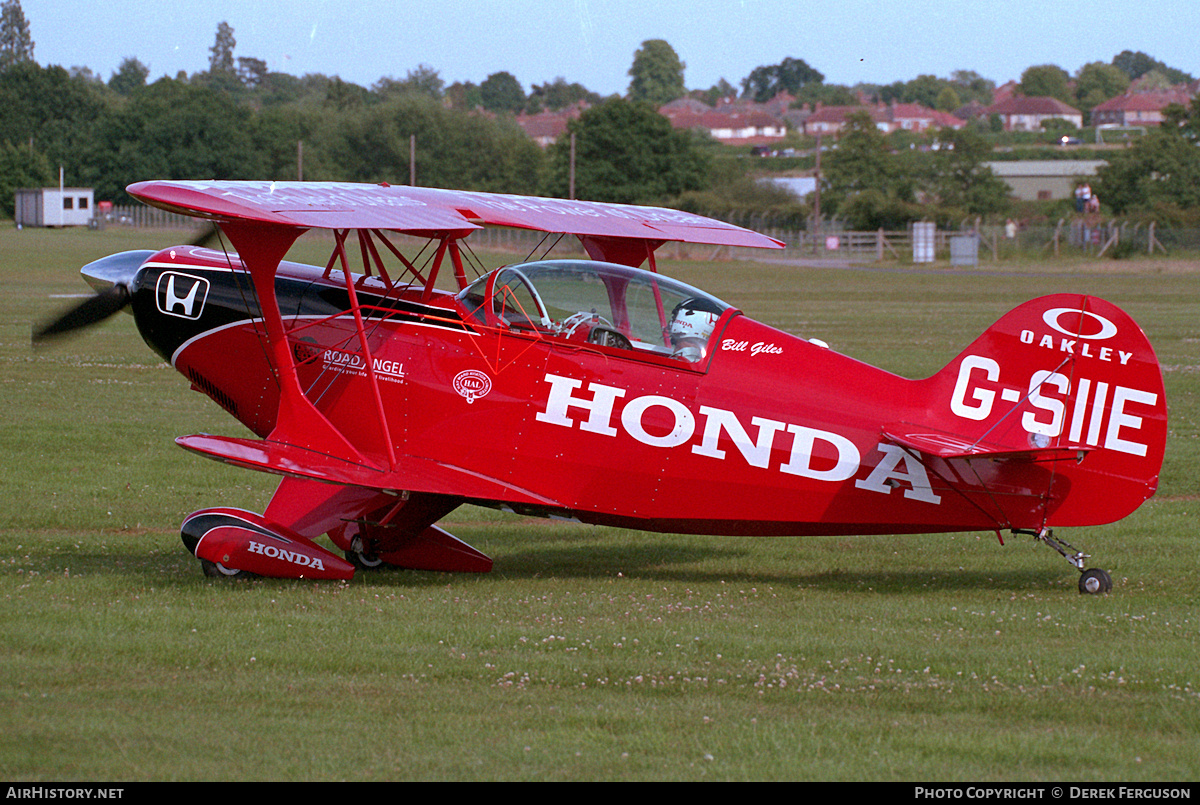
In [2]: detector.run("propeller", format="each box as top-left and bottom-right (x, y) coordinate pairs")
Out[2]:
(32, 250), (153, 346)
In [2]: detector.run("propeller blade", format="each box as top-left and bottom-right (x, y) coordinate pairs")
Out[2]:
(191, 223), (220, 248)
(33, 250), (152, 346)
(33, 284), (131, 345)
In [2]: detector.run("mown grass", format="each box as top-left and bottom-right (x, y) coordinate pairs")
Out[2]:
(1, 225), (1198, 781)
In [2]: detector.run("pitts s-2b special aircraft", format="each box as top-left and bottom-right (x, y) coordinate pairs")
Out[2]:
(37, 181), (1167, 594)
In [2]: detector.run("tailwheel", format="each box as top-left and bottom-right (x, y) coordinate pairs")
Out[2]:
(1078, 568), (1113, 595)
(1016, 527), (1113, 594)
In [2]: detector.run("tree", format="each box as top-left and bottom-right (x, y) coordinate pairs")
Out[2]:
(927, 126), (1010, 216)
(237, 57), (268, 89)
(823, 111), (899, 198)
(527, 77), (599, 112)
(543, 98), (709, 204)
(84, 76), (266, 201)
(373, 64), (443, 100)
(208, 21), (236, 74)
(328, 93), (543, 193)
(1074, 62), (1129, 117)
(698, 78), (736, 106)
(822, 111), (923, 228)
(0, 138), (52, 217)
(627, 39), (685, 106)
(934, 86), (961, 112)
(794, 82), (856, 107)
(444, 80), (482, 110)
(741, 57), (823, 102)
(109, 57), (149, 96)
(1096, 114), (1200, 214)
(949, 70), (995, 105)
(902, 74), (950, 109)
(0, 61), (107, 182)
(1019, 64), (1072, 104)
(0, 0), (33, 70)
(1111, 50), (1194, 84)
(480, 71), (525, 114)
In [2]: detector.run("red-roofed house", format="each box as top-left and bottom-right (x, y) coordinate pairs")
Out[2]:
(513, 104), (587, 147)
(984, 96), (1083, 131)
(1091, 89), (1195, 127)
(663, 109), (787, 145)
(801, 103), (963, 136)
(803, 105), (883, 135)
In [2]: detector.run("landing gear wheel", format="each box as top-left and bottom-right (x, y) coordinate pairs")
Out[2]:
(1078, 568), (1113, 595)
(345, 549), (385, 571)
(200, 558), (252, 579)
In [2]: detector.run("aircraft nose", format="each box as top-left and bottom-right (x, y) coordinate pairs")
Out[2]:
(81, 249), (154, 294)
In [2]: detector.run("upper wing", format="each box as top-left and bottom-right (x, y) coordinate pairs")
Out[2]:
(126, 180), (785, 251)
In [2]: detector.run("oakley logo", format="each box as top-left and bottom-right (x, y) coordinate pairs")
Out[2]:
(157, 272), (209, 319)
(1042, 308), (1118, 340)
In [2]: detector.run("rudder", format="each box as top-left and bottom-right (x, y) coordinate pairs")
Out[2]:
(922, 294), (1166, 527)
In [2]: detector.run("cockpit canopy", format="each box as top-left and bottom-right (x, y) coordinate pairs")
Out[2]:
(455, 260), (733, 363)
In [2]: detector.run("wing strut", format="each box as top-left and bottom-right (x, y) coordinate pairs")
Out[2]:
(218, 221), (372, 466)
(331, 229), (398, 469)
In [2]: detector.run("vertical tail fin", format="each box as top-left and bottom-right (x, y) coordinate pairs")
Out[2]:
(917, 294), (1166, 528)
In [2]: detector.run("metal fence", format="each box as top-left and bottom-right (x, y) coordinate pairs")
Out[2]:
(100, 204), (1198, 264)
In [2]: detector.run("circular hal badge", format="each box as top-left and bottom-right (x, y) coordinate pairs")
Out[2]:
(453, 370), (492, 404)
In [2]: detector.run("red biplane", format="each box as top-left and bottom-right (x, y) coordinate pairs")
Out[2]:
(36, 181), (1167, 594)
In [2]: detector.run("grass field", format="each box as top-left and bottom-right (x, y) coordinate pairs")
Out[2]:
(2, 225), (1198, 781)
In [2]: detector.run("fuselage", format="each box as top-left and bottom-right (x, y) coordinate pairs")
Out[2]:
(123, 246), (1157, 538)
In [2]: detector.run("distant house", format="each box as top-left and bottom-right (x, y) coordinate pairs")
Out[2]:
(801, 103), (963, 136)
(887, 103), (963, 133)
(14, 187), (95, 227)
(1090, 89), (1195, 127)
(803, 104), (873, 135)
(660, 98), (788, 145)
(513, 104), (587, 147)
(984, 96), (1083, 131)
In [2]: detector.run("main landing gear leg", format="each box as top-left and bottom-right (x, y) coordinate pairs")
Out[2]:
(1016, 528), (1113, 595)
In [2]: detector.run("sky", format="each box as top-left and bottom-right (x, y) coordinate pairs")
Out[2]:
(23, 0), (1200, 97)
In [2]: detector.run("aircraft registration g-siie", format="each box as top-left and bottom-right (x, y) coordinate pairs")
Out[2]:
(35, 180), (1167, 594)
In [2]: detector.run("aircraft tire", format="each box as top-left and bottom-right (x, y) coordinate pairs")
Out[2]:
(345, 549), (385, 571)
(200, 558), (253, 580)
(1078, 568), (1113, 595)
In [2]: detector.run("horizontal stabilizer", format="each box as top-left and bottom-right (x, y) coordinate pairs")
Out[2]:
(882, 425), (1093, 463)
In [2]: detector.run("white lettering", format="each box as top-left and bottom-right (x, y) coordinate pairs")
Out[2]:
(950, 356), (999, 421)
(247, 541), (326, 571)
(536, 374), (625, 436)
(779, 425), (860, 482)
(621, 395), (695, 448)
(856, 444), (942, 503)
(692, 407), (785, 468)
(1023, 370), (1068, 437)
(1105, 386), (1158, 457)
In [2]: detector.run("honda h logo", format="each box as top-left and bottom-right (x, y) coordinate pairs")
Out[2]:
(156, 272), (210, 320)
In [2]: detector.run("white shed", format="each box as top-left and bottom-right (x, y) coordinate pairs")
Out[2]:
(14, 187), (96, 227)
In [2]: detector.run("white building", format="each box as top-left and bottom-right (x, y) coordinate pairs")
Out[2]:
(14, 187), (95, 227)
